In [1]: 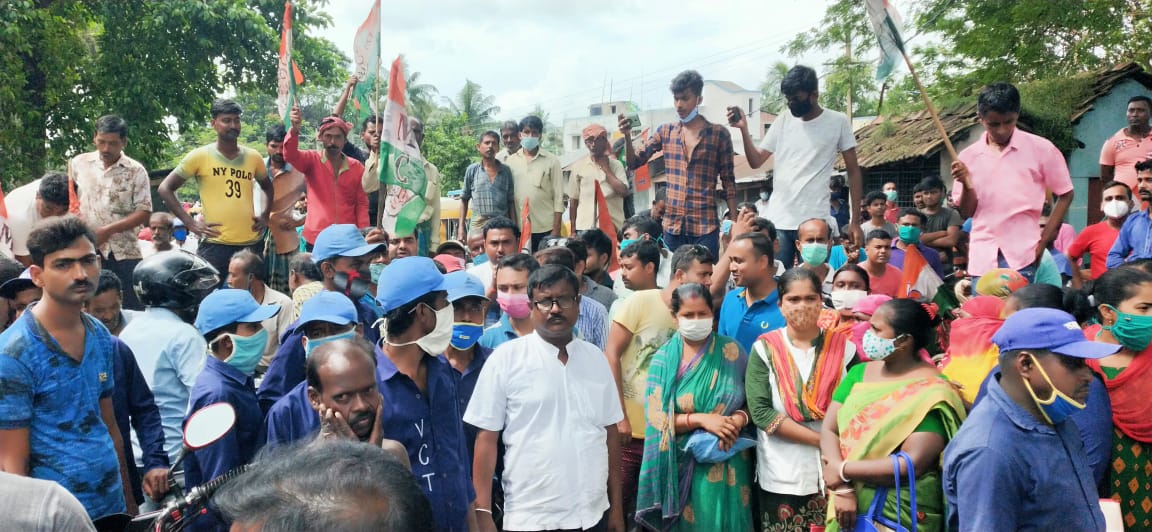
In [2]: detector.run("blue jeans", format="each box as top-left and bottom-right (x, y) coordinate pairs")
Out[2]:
(776, 229), (798, 271)
(662, 229), (720, 258)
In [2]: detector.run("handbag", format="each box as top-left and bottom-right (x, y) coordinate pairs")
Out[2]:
(856, 451), (917, 532)
(681, 431), (757, 464)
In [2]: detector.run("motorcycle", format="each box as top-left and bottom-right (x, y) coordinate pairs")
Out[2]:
(94, 402), (243, 532)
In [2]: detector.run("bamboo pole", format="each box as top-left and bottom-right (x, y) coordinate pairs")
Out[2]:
(900, 49), (958, 160)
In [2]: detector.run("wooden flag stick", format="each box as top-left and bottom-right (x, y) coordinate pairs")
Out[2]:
(900, 49), (958, 160)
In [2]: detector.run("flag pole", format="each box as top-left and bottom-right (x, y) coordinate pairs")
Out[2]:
(900, 49), (958, 160)
(373, 0), (381, 120)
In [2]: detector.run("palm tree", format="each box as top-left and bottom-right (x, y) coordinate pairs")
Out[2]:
(404, 65), (439, 122)
(447, 80), (500, 131)
(760, 61), (790, 114)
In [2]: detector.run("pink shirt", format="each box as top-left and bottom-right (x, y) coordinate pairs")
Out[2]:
(1099, 128), (1152, 190)
(868, 264), (903, 298)
(953, 130), (1073, 275)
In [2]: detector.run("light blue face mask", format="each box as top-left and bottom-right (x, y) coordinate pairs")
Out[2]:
(619, 238), (639, 251)
(369, 263), (386, 284)
(472, 253), (489, 266)
(680, 106), (699, 124)
(520, 136), (541, 151)
(304, 328), (358, 359)
(219, 329), (269, 376)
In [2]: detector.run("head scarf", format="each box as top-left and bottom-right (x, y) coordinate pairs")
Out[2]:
(318, 115), (353, 136)
(974, 268), (1028, 298)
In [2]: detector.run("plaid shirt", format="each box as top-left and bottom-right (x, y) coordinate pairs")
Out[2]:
(631, 119), (735, 236)
(461, 161), (515, 219)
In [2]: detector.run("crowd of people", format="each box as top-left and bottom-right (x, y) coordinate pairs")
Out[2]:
(3, 63), (1152, 532)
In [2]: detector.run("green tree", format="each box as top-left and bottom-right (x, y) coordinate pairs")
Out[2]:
(783, 0), (880, 117)
(0, 0), (347, 190)
(448, 80), (501, 132)
(759, 61), (790, 114)
(422, 113), (477, 193)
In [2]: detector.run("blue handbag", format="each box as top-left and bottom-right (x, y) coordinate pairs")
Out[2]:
(856, 451), (917, 532)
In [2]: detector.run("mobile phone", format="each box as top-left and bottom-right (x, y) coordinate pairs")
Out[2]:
(626, 112), (641, 131)
(721, 219), (734, 235)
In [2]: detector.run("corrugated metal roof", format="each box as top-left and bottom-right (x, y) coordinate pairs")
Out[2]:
(1069, 62), (1152, 124)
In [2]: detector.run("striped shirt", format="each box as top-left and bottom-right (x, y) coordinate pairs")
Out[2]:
(630, 119), (736, 236)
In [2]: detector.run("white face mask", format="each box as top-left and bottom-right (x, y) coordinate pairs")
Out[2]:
(1102, 199), (1131, 219)
(678, 317), (713, 342)
(830, 289), (868, 311)
(416, 303), (455, 355)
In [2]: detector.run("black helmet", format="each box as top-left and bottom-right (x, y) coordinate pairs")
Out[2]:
(133, 250), (220, 309)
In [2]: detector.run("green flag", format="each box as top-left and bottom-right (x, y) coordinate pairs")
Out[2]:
(378, 56), (427, 237)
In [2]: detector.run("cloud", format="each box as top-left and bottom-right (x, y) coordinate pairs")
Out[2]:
(314, 0), (850, 123)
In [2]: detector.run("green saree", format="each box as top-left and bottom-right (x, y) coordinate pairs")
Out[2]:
(636, 333), (753, 532)
(825, 372), (966, 532)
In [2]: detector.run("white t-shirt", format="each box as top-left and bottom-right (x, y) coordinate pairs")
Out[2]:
(467, 260), (494, 291)
(751, 331), (854, 495)
(760, 110), (856, 230)
(5, 180), (42, 257)
(464, 333), (623, 531)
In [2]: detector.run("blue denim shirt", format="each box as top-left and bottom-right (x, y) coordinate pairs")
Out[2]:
(379, 351), (476, 531)
(944, 374), (1105, 532)
(184, 356), (264, 532)
(1107, 208), (1152, 267)
(718, 287), (784, 354)
(0, 311), (124, 520)
(110, 337), (169, 504)
(439, 345), (493, 463)
(974, 367), (1113, 490)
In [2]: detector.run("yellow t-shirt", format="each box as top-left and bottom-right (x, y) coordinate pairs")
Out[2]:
(175, 144), (268, 245)
(613, 289), (676, 439)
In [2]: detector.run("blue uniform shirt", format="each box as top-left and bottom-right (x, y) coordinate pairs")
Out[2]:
(264, 381), (318, 448)
(944, 374), (1105, 532)
(379, 350), (476, 532)
(184, 356), (264, 531)
(718, 287), (784, 353)
(439, 345), (493, 462)
(110, 337), (169, 504)
(0, 310), (124, 520)
(256, 320), (304, 414)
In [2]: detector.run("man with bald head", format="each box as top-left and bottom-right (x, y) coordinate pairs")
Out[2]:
(794, 217), (835, 297)
(144, 212), (176, 256)
(568, 123), (629, 234)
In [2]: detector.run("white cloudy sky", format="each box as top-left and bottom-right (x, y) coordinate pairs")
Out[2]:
(314, 0), (899, 122)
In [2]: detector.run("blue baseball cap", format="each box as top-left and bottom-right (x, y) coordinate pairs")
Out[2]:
(195, 289), (281, 335)
(298, 291), (358, 328)
(376, 257), (447, 313)
(992, 308), (1120, 359)
(444, 271), (487, 303)
(312, 224), (385, 263)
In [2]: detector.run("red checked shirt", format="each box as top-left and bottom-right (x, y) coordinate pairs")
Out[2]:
(631, 119), (736, 236)
(283, 129), (370, 243)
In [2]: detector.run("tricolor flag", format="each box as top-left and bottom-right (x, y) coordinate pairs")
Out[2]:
(593, 181), (620, 272)
(351, 0), (381, 122)
(378, 56), (428, 237)
(276, 1), (304, 128)
(899, 245), (942, 302)
(864, 0), (906, 80)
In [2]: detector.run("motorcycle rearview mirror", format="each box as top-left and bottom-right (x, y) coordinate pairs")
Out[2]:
(171, 403), (236, 472)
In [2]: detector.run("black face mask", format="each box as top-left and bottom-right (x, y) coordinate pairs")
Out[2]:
(788, 99), (813, 118)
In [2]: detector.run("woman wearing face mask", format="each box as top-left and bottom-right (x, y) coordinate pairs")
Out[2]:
(635, 283), (752, 532)
(820, 265), (871, 329)
(820, 299), (965, 532)
(1083, 267), (1152, 528)
(745, 268), (855, 531)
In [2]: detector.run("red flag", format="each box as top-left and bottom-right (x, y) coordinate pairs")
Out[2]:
(593, 180), (620, 272)
(519, 198), (532, 253)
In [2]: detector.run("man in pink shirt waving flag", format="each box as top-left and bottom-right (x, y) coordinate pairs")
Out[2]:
(379, 56), (428, 239)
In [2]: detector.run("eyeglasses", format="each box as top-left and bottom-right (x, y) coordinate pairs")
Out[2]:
(532, 296), (579, 311)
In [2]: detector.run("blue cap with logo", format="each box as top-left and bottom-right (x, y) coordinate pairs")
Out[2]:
(194, 288), (281, 335)
(444, 271), (487, 302)
(375, 257), (447, 313)
(312, 224), (385, 263)
(992, 308), (1120, 359)
(297, 290), (358, 328)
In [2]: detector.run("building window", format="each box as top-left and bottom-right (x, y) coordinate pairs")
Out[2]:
(610, 105), (617, 114)
(590, 106), (602, 116)
(748, 98), (753, 113)
(573, 136), (581, 150)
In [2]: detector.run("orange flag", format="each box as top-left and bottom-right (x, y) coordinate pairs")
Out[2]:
(594, 180), (620, 272)
(519, 197), (532, 253)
